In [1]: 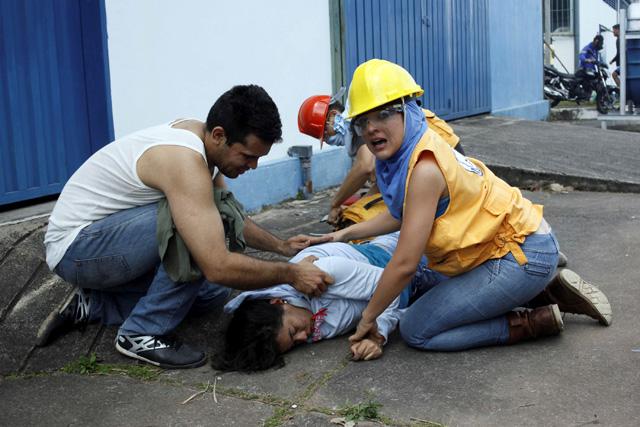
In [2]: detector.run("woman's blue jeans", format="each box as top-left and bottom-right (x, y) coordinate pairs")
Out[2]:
(400, 229), (560, 351)
(54, 202), (231, 337)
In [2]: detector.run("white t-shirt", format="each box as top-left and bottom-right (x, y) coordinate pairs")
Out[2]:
(44, 120), (217, 270)
(223, 239), (404, 343)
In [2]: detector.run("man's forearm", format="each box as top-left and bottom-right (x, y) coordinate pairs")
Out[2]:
(331, 167), (370, 209)
(203, 251), (294, 289)
(332, 146), (376, 209)
(199, 249), (332, 298)
(242, 216), (284, 254)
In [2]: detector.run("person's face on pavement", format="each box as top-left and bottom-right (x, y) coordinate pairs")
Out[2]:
(613, 28), (619, 37)
(358, 106), (405, 160)
(271, 298), (314, 353)
(216, 133), (271, 178)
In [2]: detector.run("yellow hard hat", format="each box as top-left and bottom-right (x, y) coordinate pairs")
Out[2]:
(347, 59), (424, 119)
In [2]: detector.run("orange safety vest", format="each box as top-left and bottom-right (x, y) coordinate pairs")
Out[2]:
(404, 129), (543, 276)
(423, 109), (460, 148)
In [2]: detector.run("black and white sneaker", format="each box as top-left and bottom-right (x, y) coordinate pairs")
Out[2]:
(35, 287), (90, 347)
(115, 334), (206, 369)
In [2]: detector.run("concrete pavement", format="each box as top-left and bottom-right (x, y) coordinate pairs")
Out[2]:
(1, 115), (639, 426)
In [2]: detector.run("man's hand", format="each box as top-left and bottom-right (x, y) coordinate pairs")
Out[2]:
(350, 338), (383, 361)
(281, 234), (333, 257)
(291, 255), (334, 297)
(326, 206), (343, 226)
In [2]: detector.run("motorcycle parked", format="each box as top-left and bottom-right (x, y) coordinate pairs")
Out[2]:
(544, 62), (619, 114)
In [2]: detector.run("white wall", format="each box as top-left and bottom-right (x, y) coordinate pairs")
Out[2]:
(551, 35), (576, 72)
(105, 0), (334, 161)
(552, 0), (618, 77)
(578, 0), (618, 71)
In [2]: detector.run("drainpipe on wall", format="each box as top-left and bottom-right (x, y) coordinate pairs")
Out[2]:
(545, 0), (551, 67)
(287, 145), (313, 200)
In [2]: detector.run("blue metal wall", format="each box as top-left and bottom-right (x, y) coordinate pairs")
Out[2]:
(343, 0), (491, 120)
(0, 0), (113, 205)
(488, 0), (548, 120)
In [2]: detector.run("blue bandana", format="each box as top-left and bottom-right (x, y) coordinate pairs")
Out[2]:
(375, 101), (429, 221)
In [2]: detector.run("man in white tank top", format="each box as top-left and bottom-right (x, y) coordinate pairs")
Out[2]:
(37, 85), (335, 369)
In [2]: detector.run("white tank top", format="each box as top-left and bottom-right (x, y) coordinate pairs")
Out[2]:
(44, 120), (217, 270)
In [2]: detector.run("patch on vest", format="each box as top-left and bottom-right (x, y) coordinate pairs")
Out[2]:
(449, 146), (483, 176)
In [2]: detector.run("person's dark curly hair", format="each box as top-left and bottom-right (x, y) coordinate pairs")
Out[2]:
(212, 299), (285, 373)
(206, 85), (282, 146)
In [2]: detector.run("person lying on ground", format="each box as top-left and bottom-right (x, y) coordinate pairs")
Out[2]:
(213, 232), (445, 372)
(213, 227), (600, 373)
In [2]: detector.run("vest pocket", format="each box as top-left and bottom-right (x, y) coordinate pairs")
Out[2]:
(429, 118), (454, 140)
(75, 255), (131, 287)
(483, 178), (513, 216)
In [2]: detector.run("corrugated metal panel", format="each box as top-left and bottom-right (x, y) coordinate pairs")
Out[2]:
(344, 0), (490, 120)
(0, 0), (112, 205)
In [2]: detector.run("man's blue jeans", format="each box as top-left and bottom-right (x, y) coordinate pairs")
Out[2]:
(400, 230), (560, 351)
(54, 202), (231, 336)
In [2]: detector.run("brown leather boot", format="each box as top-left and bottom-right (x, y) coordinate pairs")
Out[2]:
(506, 305), (564, 344)
(528, 269), (612, 326)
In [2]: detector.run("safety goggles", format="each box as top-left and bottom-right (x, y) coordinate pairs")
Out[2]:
(353, 104), (404, 136)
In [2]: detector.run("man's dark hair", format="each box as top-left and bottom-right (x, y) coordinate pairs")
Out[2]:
(212, 299), (284, 373)
(613, 24), (620, 30)
(206, 85), (282, 146)
(328, 100), (345, 114)
(594, 34), (604, 43)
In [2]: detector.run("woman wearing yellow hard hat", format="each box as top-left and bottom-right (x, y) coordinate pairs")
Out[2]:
(327, 59), (611, 358)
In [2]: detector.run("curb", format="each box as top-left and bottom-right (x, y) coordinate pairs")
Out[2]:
(488, 163), (640, 193)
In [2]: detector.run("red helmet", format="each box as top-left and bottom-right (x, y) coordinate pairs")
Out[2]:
(298, 95), (330, 147)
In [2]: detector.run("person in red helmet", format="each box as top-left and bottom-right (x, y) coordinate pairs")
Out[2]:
(298, 88), (463, 227)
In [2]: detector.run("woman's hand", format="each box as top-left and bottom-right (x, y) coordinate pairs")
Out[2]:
(322, 228), (349, 243)
(350, 338), (383, 361)
(281, 234), (333, 256)
(349, 317), (383, 344)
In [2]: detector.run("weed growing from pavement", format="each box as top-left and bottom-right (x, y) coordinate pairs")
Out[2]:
(263, 407), (294, 427)
(340, 390), (387, 424)
(63, 353), (100, 374)
(307, 407), (335, 416)
(411, 421), (448, 427)
(3, 372), (47, 379)
(258, 205), (275, 213)
(298, 353), (351, 400)
(62, 353), (162, 381)
(220, 387), (290, 406)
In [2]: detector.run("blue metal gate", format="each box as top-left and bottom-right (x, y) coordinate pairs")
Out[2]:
(0, 0), (112, 205)
(344, 0), (490, 120)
